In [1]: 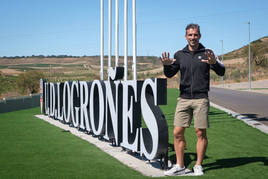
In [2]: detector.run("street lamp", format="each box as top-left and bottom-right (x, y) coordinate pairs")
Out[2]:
(247, 21), (251, 90)
(221, 40), (224, 87)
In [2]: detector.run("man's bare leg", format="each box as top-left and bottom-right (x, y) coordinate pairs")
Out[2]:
(195, 128), (208, 165)
(174, 126), (186, 167)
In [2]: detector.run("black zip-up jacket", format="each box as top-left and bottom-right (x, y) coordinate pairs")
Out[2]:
(164, 44), (225, 99)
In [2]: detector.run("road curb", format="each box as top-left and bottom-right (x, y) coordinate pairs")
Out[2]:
(210, 102), (268, 134)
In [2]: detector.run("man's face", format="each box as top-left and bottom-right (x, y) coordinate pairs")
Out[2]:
(185, 28), (201, 49)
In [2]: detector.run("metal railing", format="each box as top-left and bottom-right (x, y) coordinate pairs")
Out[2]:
(0, 94), (40, 113)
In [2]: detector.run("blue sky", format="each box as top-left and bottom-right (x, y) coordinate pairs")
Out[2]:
(1, 0), (268, 57)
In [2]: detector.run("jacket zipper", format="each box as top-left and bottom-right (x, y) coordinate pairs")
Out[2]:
(190, 53), (193, 99)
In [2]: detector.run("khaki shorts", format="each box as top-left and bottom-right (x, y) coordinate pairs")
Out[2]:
(174, 97), (210, 129)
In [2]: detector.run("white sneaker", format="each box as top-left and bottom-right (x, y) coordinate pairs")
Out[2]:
(164, 164), (185, 176)
(193, 165), (204, 176)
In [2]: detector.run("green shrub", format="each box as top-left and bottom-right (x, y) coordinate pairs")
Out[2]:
(0, 75), (17, 96)
(16, 71), (44, 95)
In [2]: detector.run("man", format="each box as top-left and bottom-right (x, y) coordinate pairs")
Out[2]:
(161, 24), (225, 176)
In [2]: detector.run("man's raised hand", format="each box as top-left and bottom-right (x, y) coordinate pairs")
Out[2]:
(201, 49), (217, 65)
(160, 52), (176, 66)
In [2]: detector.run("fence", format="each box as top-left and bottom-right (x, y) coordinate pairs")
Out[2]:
(0, 94), (40, 113)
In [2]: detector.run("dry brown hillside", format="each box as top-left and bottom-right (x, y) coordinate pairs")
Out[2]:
(0, 56), (163, 81)
(211, 36), (268, 85)
(1, 36), (267, 98)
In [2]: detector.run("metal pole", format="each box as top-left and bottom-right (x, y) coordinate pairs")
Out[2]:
(115, 0), (119, 67)
(132, 0), (137, 80)
(124, 0), (128, 81)
(108, 0), (112, 69)
(248, 21), (251, 90)
(100, 0), (104, 80)
(221, 40), (224, 87)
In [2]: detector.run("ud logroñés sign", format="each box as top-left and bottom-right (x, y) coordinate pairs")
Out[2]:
(40, 0), (168, 163)
(40, 76), (168, 161)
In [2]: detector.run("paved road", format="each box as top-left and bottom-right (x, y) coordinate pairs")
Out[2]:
(209, 87), (268, 126)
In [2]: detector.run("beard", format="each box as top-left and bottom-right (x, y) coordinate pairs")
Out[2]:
(189, 40), (198, 46)
(188, 40), (199, 49)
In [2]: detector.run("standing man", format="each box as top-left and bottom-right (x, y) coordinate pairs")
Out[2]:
(162, 24), (225, 176)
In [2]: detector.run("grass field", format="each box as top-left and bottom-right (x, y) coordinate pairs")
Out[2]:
(0, 89), (267, 178)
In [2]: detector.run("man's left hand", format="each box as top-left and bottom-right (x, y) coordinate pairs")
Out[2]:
(201, 50), (217, 64)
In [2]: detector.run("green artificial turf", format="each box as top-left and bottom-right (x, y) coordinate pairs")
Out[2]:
(0, 89), (267, 178)
(161, 89), (268, 178)
(0, 108), (143, 179)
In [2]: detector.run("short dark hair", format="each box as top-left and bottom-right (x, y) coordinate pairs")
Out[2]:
(185, 23), (200, 35)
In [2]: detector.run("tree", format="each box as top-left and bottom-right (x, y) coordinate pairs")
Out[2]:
(17, 71), (44, 94)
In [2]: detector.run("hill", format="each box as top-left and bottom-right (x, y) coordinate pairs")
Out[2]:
(211, 36), (268, 84)
(0, 56), (163, 81)
(1, 36), (268, 98)
(0, 56), (165, 98)
(224, 36), (268, 61)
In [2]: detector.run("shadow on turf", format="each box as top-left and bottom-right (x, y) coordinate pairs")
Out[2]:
(168, 143), (209, 167)
(168, 143), (268, 172)
(208, 111), (226, 116)
(241, 113), (268, 123)
(203, 157), (268, 171)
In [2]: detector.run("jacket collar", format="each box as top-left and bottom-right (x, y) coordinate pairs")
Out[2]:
(182, 43), (206, 53)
